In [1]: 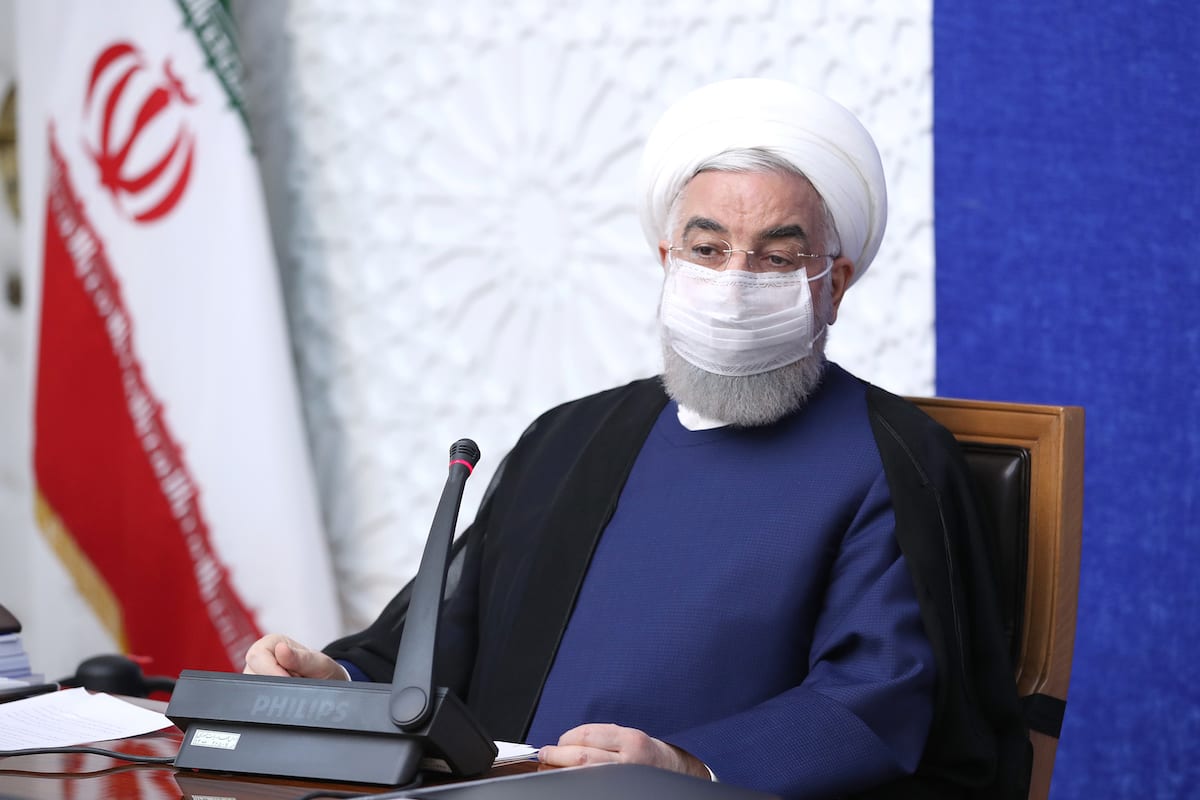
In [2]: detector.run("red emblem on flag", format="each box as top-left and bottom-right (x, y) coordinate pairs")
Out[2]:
(84, 42), (197, 223)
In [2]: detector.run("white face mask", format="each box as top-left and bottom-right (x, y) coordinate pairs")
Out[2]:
(659, 260), (832, 377)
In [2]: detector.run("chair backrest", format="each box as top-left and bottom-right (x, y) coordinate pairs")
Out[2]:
(909, 397), (1084, 800)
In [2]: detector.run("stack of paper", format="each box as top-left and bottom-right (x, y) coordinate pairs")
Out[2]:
(0, 603), (42, 685)
(0, 633), (37, 683)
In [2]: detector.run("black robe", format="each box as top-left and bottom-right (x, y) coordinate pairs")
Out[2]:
(325, 375), (1031, 799)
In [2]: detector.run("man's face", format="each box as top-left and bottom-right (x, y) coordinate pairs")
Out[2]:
(654, 169), (859, 426)
(657, 170), (855, 324)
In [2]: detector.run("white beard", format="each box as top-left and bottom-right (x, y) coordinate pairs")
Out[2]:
(659, 332), (829, 428)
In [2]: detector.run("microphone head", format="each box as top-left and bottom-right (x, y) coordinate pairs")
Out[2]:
(449, 438), (481, 468)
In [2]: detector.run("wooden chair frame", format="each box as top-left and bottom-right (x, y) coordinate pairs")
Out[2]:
(909, 397), (1084, 800)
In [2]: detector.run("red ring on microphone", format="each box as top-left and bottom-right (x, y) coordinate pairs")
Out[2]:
(449, 459), (475, 474)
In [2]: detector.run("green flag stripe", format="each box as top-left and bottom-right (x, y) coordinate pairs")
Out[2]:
(176, 0), (247, 130)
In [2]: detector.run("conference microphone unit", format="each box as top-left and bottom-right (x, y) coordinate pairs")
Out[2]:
(166, 439), (497, 786)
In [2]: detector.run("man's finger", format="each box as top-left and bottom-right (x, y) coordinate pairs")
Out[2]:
(243, 638), (291, 677)
(271, 638), (348, 680)
(538, 744), (621, 768)
(243, 655), (289, 677)
(272, 639), (305, 675)
(557, 723), (628, 750)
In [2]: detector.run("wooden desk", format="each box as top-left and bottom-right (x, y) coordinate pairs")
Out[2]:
(0, 726), (537, 800)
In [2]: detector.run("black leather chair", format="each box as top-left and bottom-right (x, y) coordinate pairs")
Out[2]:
(910, 397), (1084, 800)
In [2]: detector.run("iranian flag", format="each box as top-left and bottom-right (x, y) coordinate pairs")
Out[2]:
(18, 0), (340, 677)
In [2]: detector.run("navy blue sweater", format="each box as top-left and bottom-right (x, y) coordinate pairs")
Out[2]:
(525, 367), (935, 795)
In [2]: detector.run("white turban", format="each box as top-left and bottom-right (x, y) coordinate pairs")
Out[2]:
(637, 78), (887, 284)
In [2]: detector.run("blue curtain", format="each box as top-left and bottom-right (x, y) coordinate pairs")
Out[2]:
(933, 2), (1199, 797)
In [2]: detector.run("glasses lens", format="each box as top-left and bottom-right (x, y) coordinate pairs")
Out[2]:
(676, 239), (730, 268)
(755, 250), (802, 271)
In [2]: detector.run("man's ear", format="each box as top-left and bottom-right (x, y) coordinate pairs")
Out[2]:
(658, 241), (670, 272)
(827, 257), (856, 324)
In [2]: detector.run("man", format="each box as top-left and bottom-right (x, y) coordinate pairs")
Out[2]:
(246, 79), (1030, 799)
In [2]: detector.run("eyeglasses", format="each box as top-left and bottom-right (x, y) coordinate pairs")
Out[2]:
(668, 239), (835, 273)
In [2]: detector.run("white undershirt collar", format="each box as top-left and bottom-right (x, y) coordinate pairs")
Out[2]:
(675, 403), (730, 431)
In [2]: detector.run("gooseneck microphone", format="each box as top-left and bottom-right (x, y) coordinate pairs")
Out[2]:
(165, 439), (496, 786)
(391, 439), (481, 729)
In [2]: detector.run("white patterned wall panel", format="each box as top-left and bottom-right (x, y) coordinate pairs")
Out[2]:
(235, 0), (935, 632)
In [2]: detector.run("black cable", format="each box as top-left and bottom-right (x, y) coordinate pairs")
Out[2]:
(0, 745), (175, 764)
(0, 762), (166, 779)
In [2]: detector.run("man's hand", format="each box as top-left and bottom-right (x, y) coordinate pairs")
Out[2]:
(537, 723), (710, 780)
(242, 634), (350, 680)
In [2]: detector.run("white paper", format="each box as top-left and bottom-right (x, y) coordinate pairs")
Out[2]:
(421, 740), (539, 773)
(494, 741), (539, 764)
(0, 687), (172, 750)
